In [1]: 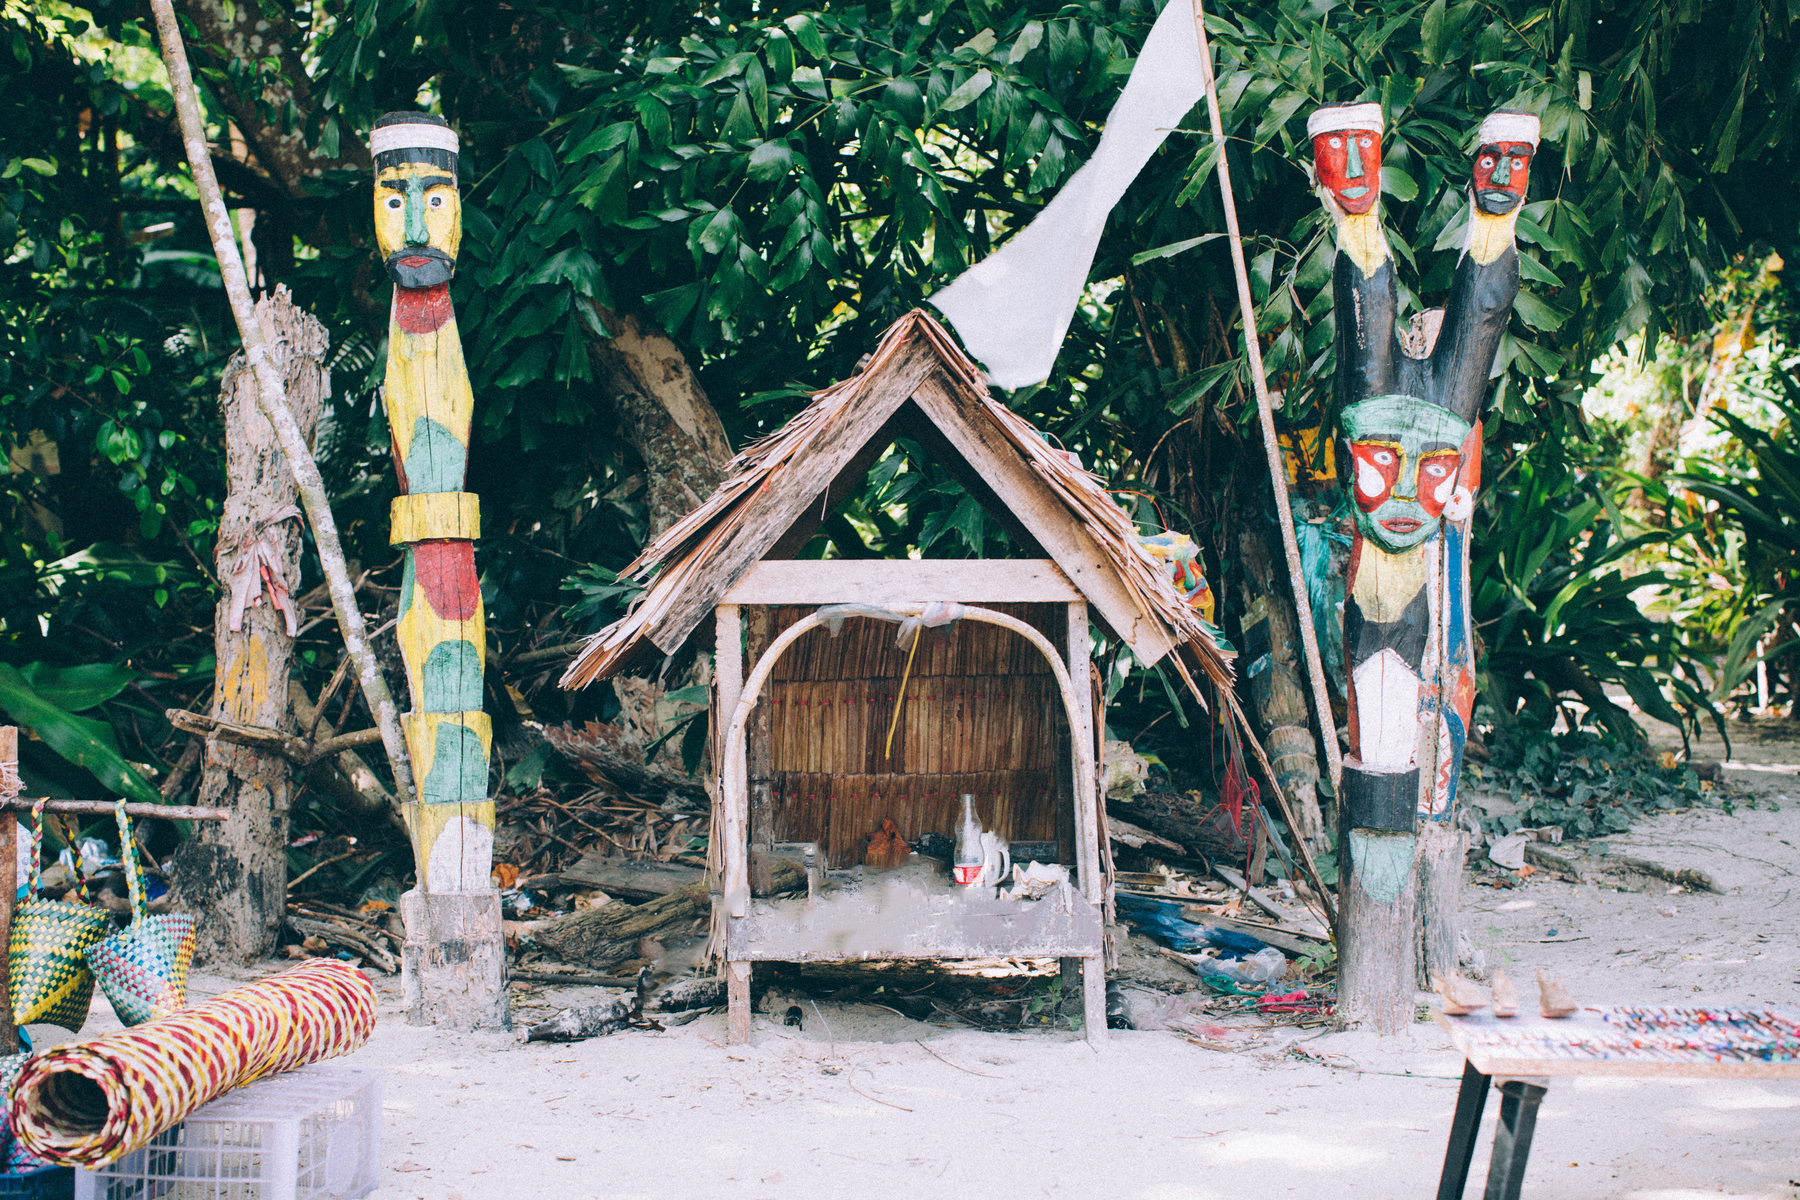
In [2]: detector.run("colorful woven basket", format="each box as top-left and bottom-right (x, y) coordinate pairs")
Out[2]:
(84, 799), (195, 1027)
(8, 800), (109, 1032)
(10, 958), (376, 1169)
(0, 1052), (50, 1172)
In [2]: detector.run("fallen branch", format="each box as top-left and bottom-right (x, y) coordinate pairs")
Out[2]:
(3, 797), (230, 822)
(286, 851), (358, 891)
(168, 709), (311, 763)
(289, 681), (406, 832)
(510, 970), (640, 988)
(148, 0), (414, 805)
(285, 914), (397, 973)
(158, 737), (203, 800)
(508, 642), (591, 668)
(167, 709), (382, 767)
(1522, 843), (1721, 893)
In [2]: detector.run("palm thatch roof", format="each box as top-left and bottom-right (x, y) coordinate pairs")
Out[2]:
(561, 310), (1234, 696)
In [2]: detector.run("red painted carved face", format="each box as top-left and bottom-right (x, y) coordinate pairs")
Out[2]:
(1472, 141), (1533, 215)
(1312, 129), (1382, 215)
(1349, 442), (1404, 511)
(1416, 451), (1464, 517)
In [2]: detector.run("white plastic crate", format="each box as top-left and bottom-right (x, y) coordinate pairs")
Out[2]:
(73, 1065), (381, 1200)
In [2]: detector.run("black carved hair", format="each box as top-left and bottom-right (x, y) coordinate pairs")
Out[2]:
(372, 112), (458, 175)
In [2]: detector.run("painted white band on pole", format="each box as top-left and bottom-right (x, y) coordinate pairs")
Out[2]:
(372, 124), (460, 156)
(929, 0), (1206, 390)
(1477, 111), (1540, 148)
(1305, 103), (1383, 138)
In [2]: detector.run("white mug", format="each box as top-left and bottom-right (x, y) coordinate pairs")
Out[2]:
(976, 832), (1011, 888)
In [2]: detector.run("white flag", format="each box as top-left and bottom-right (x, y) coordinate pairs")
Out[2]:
(931, 0), (1206, 389)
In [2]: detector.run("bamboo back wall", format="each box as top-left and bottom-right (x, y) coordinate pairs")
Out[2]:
(753, 604), (1069, 868)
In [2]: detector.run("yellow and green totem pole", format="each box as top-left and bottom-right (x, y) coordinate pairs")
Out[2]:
(374, 112), (505, 1027)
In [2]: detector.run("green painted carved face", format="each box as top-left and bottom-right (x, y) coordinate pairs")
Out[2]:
(1340, 395), (1473, 553)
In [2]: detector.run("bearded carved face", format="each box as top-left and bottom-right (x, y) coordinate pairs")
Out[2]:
(1472, 140), (1533, 216)
(374, 159), (462, 288)
(1341, 396), (1475, 553)
(1312, 127), (1383, 215)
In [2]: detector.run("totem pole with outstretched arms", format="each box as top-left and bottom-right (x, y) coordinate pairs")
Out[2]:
(372, 112), (507, 1029)
(1309, 103), (1538, 1029)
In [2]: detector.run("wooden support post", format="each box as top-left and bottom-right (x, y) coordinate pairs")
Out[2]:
(169, 289), (322, 965)
(1066, 601), (1108, 1047)
(715, 605), (753, 1044)
(0, 728), (17, 1055)
(371, 113), (505, 1030)
(726, 959), (751, 1045)
(743, 607), (775, 893)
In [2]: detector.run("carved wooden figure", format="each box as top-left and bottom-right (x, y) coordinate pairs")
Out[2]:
(374, 112), (505, 1028)
(1312, 103), (1536, 1030)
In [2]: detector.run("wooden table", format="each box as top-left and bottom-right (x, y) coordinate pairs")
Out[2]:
(1434, 1005), (1800, 1200)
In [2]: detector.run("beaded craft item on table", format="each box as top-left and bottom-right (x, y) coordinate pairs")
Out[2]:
(1450, 1006), (1800, 1065)
(10, 958), (376, 1169)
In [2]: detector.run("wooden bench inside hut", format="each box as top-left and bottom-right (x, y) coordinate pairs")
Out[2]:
(561, 311), (1235, 1046)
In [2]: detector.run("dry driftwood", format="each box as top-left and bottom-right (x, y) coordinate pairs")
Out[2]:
(544, 718), (710, 812)
(536, 862), (802, 972)
(1106, 791), (1219, 860)
(289, 680), (405, 832)
(525, 995), (637, 1043)
(285, 914), (397, 973)
(511, 970), (640, 988)
(1106, 815), (1186, 855)
(560, 853), (703, 900)
(1523, 842), (1720, 893)
(167, 708), (382, 766)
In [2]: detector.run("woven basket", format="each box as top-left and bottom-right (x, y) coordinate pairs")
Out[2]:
(86, 799), (195, 1026)
(8, 800), (109, 1032)
(0, 1051), (51, 1171)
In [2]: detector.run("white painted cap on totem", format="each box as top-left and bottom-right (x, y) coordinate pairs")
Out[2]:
(371, 122), (460, 156)
(1306, 102), (1383, 138)
(1478, 110), (1540, 147)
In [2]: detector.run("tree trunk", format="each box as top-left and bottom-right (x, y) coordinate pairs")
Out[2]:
(172, 0), (365, 194)
(582, 302), (732, 536)
(1233, 524), (1328, 851)
(171, 289), (325, 963)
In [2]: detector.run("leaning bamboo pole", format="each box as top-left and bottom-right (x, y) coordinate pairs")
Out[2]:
(1187, 0), (1343, 798)
(146, 0), (413, 804)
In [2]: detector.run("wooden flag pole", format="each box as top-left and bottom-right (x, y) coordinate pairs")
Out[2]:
(147, 0), (414, 806)
(1187, 0), (1344, 801)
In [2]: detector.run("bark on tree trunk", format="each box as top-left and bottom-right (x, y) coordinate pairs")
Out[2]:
(1232, 524), (1328, 851)
(171, 291), (325, 964)
(582, 302), (732, 536)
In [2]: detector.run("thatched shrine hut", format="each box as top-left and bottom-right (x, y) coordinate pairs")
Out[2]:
(562, 310), (1235, 1044)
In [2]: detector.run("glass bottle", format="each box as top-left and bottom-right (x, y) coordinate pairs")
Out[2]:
(953, 793), (984, 886)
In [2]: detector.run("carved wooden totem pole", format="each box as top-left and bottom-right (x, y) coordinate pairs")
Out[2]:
(1310, 103), (1536, 1029)
(373, 113), (507, 1029)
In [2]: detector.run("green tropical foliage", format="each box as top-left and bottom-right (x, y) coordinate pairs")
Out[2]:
(3, 0), (1797, 837)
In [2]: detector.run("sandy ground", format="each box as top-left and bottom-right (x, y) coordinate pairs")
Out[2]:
(39, 718), (1800, 1200)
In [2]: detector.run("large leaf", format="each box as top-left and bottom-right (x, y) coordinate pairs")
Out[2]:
(17, 663), (138, 713)
(0, 664), (161, 804)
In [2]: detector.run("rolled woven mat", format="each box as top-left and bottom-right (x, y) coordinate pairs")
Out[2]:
(9, 958), (375, 1168)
